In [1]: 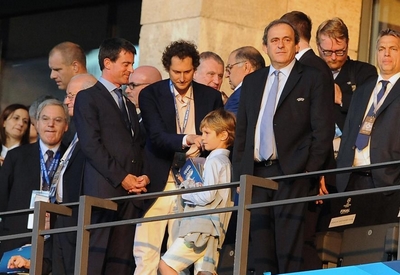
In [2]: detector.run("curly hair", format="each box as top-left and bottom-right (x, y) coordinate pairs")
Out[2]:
(161, 40), (200, 72)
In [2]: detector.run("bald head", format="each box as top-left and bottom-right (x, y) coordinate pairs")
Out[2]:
(65, 73), (97, 116)
(126, 66), (162, 107)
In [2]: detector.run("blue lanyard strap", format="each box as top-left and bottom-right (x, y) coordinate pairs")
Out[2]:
(39, 149), (61, 185)
(170, 80), (192, 134)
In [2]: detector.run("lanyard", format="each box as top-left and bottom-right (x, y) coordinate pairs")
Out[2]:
(58, 135), (79, 171)
(39, 149), (61, 186)
(170, 80), (192, 134)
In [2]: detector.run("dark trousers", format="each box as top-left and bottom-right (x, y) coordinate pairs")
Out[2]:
(248, 163), (311, 275)
(345, 173), (400, 227)
(88, 200), (141, 275)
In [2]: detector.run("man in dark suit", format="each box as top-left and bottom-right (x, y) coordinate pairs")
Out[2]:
(336, 28), (400, 225)
(0, 99), (69, 259)
(316, 17), (377, 132)
(281, 10), (336, 270)
(73, 38), (149, 275)
(232, 19), (334, 274)
(50, 74), (97, 275)
(133, 40), (223, 275)
(224, 46), (265, 116)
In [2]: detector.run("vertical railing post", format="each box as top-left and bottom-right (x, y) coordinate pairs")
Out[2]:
(233, 175), (253, 275)
(30, 201), (72, 275)
(74, 196), (117, 275)
(233, 175), (278, 275)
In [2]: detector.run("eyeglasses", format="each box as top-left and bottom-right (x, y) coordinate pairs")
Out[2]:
(64, 93), (77, 100)
(225, 61), (246, 73)
(319, 46), (347, 57)
(127, 82), (150, 90)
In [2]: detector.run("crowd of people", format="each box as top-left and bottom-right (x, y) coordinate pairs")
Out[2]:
(0, 10), (400, 275)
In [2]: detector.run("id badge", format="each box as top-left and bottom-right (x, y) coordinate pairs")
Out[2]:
(27, 190), (49, 229)
(359, 116), (375, 135)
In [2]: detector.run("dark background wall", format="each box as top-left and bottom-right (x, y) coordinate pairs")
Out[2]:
(0, 0), (142, 109)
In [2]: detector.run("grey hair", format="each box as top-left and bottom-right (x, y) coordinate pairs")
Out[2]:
(36, 98), (70, 124)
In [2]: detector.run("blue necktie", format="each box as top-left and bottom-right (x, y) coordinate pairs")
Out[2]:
(259, 70), (280, 160)
(42, 150), (54, 191)
(115, 88), (131, 132)
(355, 80), (389, 150)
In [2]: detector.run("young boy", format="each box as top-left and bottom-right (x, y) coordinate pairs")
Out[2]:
(159, 109), (236, 275)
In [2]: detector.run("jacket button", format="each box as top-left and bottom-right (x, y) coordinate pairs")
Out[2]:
(131, 159), (136, 164)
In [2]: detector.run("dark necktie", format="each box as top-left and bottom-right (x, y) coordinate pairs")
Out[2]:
(42, 150), (54, 191)
(115, 88), (131, 132)
(355, 80), (389, 150)
(259, 70), (280, 160)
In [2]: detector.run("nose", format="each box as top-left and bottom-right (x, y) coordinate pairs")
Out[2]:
(50, 70), (56, 79)
(179, 73), (184, 83)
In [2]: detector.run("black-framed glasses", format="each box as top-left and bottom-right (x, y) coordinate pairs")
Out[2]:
(225, 61), (246, 73)
(127, 82), (150, 90)
(319, 46), (347, 57)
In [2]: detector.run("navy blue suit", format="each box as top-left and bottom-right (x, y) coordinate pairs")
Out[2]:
(0, 142), (65, 259)
(232, 60), (334, 274)
(336, 76), (400, 227)
(334, 58), (377, 130)
(74, 81), (143, 275)
(139, 80), (223, 204)
(224, 87), (241, 116)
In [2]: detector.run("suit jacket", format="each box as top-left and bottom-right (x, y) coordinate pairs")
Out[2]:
(336, 77), (400, 192)
(299, 49), (336, 187)
(62, 141), (85, 203)
(139, 80), (223, 197)
(334, 58), (377, 130)
(73, 81), (143, 206)
(232, 60), (334, 181)
(0, 142), (65, 255)
(224, 86), (241, 116)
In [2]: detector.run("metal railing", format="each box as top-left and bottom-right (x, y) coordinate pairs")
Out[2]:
(1, 160), (400, 275)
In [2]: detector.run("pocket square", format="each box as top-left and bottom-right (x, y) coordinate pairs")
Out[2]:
(297, 97), (305, 102)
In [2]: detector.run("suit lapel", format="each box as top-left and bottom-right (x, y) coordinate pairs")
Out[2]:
(277, 61), (302, 109)
(353, 81), (376, 123)
(159, 80), (178, 133)
(376, 79), (400, 117)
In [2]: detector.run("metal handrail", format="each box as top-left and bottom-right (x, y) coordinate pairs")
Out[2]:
(0, 160), (399, 274)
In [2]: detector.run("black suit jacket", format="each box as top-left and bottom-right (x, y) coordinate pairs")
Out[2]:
(232, 60), (334, 180)
(299, 49), (336, 187)
(74, 81), (143, 206)
(0, 142), (65, 255)
(139, 80), (223, 197)
(62, 141), (85, 203)
(336, 77), (400, 191)
(334, 58), (377, 130)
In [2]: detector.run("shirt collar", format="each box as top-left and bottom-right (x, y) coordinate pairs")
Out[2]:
(99, 76), (118, 93)
(39, 139), (60, 156)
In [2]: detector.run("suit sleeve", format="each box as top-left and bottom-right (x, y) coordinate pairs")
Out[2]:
(74, 90), (128, 187)
(232, 84), (249, 181)
(306, 70), (335, 172)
